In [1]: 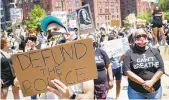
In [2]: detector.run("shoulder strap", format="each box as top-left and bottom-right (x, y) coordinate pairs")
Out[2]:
(98, 48), (107, 65)
(149, 47), (160, 61)
(149, 47), (156, 56)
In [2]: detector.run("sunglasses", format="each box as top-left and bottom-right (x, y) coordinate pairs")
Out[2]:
(136, 34), (147, 38)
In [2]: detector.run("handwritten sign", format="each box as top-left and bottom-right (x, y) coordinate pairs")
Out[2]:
(100, 37), (130, 58)
(10, 8), (23, 21)
(51, 11), (67, 26)
(12, 39), (97, 96)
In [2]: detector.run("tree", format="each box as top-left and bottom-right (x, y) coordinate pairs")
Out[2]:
(25, 5), (46, 33)
(164, 10), (169, 20)
(137, 11), (152, 23)
(160, 0), (169, 11)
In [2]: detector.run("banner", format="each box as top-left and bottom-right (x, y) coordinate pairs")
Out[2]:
(76, 4), (95, 34)
(12, 38), (97, 96)
(100, 37), (130, 58)
(10, 8), (23, 21)
(51, 11), (67, 26)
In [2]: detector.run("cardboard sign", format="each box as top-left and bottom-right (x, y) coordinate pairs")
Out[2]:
(10, 8), (23, 21)
(111, 20), (121, 27)
(76, 4), (95, 34)
(12, 38), (97, 96)
(51, 11), (67, 26)
(100, 37), (130, 58)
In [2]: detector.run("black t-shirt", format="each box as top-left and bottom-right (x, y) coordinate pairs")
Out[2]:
(153, 13), (162, 25)
(123, 46), (165, 93)
(94, 48), (110, 83)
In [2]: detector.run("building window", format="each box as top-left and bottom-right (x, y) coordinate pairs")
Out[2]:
(108, 16), (109, 20)
(111, 2), (114, 6)
(105, 16), (107, 20)
(116, 8), (118, 13)
(56, 2), (59, 7)
(97, 23), (99, 27)
(112, 8), (114, 13)
(100, 9), (102, 13)
(128, 10), (130, 14)
(105, 9), (109, 13)
(112, 15), (115, 18)
(117, 15), (119, 18)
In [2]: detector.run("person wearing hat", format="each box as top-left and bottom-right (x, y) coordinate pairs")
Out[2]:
(40, 16), (94, 99)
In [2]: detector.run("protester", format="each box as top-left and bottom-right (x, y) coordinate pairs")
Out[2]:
(38, 31), (47, 48)
(87, 34), (113, 99)
(1, 37), (20, 99)
(150, 5), (168, 46)
(25, 36), (37, 52)
(26, 28), (41, 49)
(19, 35), (26, 52)
(39, 16), (95, 99)
(123, 29), (165, 99)
(109, 34), (124, 99)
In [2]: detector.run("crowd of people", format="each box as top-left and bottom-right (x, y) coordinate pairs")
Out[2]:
(1, 5), (168, 100)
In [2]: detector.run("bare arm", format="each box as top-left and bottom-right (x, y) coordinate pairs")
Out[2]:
(125, 71), (144, 85)
(162, 12), (165, 23)
(76, 80), (94, 99)
(148, 2), (153, 14)
(151, 71), (164, 84)
(47, 79), (94, 99)
(106, 64), (113, 81)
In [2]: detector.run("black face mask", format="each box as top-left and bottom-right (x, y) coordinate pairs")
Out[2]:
(93, 42), (98, 48)
(135, 44), (146, 52)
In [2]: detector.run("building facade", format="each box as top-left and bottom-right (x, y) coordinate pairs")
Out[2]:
(21, 0), (82, 20)
(0, 0), (14, 30)
(82, 0), (121, 29)
(120, 0), (151, 24)
(22, 0), (41, 20)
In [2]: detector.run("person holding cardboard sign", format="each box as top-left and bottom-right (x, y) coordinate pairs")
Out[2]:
(38, 16), (94, 99)
(1, 37), (20, 99)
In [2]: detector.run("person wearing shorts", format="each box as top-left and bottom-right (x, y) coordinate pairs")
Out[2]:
(1, 37), (20, 99)
(111, 56), (123, 99)
(149, 4), (168, 46)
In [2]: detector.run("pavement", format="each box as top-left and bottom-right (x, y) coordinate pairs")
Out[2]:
(6, 61), (169, 100)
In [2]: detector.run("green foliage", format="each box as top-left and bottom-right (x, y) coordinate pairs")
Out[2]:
(6, 22), (12, 33)
(123, 16), (131, 28)
(164, 10), (169, 20)
(25, 5), (46, 33)
(160, 0), (169, 11)
(137, 12), (152, 22)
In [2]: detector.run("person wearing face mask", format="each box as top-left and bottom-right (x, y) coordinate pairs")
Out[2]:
(87, 34), (113, 99)
(122, 29), (165, 99)
(149, 4), (168, 46)
(39, 16), (95, 99)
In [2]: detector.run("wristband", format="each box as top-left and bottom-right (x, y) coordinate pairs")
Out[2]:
(70, 94), (76, 99)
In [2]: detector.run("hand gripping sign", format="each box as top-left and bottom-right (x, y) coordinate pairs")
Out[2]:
(12, 38), (97, 96)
